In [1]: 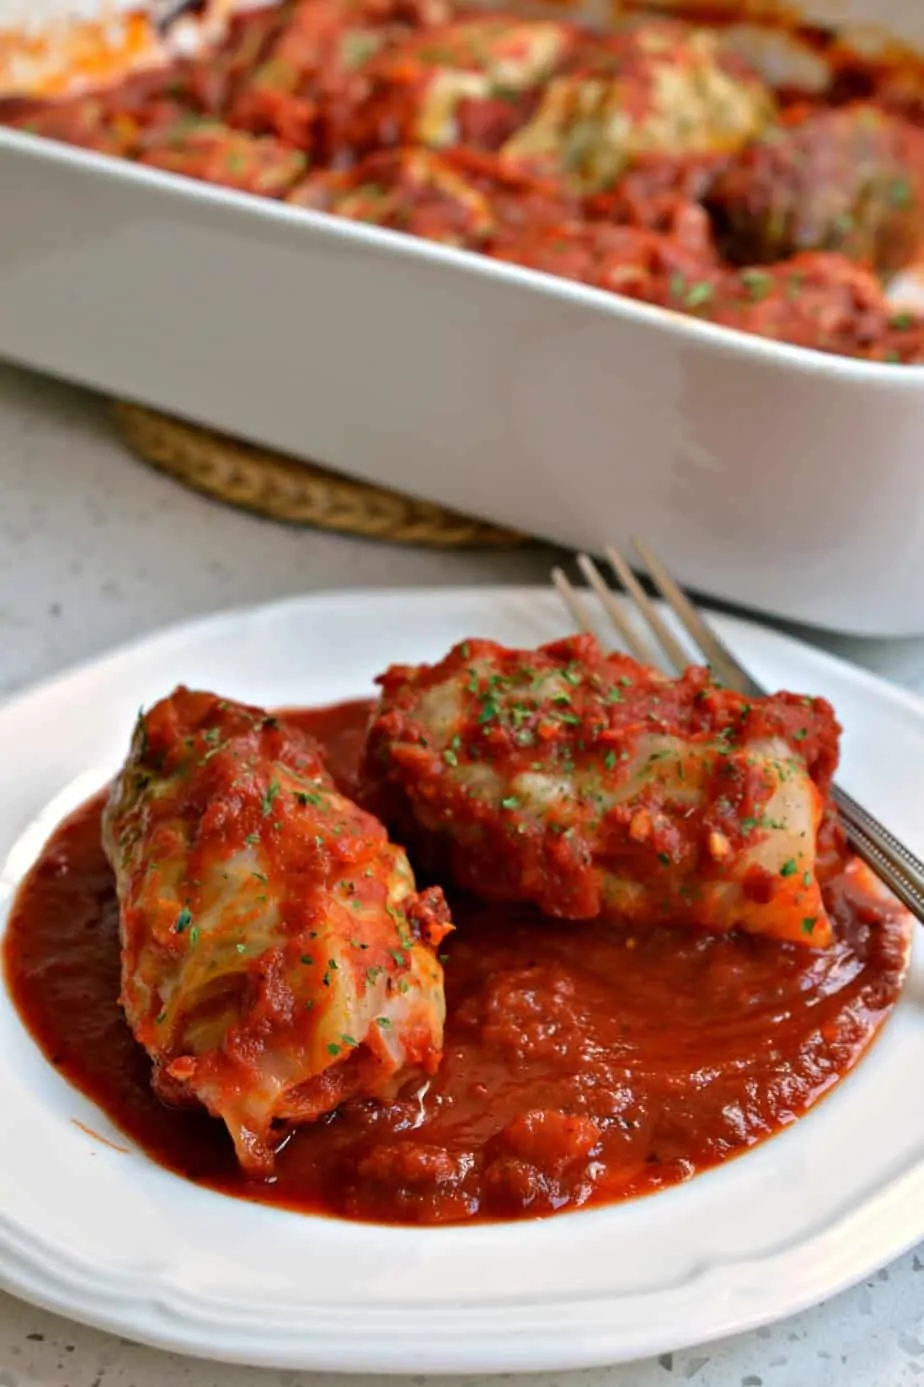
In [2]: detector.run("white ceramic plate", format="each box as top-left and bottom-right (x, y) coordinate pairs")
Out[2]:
(0, 586), (922, 1374)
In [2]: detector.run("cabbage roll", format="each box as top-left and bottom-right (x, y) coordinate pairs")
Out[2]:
(103, 687), (451, 1174)
(360, 635), (841, 947)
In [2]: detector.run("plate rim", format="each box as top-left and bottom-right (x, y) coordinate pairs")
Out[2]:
(1, 583), (922, 1374)
(4, 584), (924, 724)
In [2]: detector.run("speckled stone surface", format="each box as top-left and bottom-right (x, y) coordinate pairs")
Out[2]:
(0, 360), (921, 1386)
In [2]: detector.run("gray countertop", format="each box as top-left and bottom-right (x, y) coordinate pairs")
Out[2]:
(0, 360), (921, 1387)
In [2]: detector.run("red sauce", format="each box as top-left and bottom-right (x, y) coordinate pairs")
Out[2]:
(2, 699), (910, 1225)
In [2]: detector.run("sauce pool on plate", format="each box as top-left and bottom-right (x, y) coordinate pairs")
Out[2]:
(2, 699), (910, 1225)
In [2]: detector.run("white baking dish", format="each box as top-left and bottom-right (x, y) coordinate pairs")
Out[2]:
(2, 0), (924, 637)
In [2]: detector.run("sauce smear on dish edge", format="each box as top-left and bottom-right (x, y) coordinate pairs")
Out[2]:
(3, 699), (909, 1225)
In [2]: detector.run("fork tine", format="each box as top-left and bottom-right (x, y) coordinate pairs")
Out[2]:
(632, 538), (764, 697)
(602, 544), (691, 675)
(575, 554), (657, 666)
(556, 543), (924, 920)
(551, 566), (599, 639)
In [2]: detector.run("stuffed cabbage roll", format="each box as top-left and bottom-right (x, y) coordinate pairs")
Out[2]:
(499, 19), (775, 194)
(288, 146), (576, 247)
(102, 687), (451, 1174)
(360, 635), (841, 947)
(704, 104), (924, 275)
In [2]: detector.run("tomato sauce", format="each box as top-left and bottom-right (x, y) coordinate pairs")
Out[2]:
(2, 699), (910, 1225)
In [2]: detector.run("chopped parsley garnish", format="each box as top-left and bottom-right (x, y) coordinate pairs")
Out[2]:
(389, 948), (406, 967)
(684, 280), (714, 310)
(339, 27), (381, 70)
(224, 149), (248, 174)
(295, 789), (322, 807)
(657, 851), (671, 867)
(376, 1016), (392, 1029)
(326, 1042), (342, 1057)
(175, 907), (192, 934)
(780, 859), (798, 878)
(299, 953), (314, 965)
(189, 926), (200, 948)
(443, 748), (458, 767)
(801, 917), (817, 934)
(604, 750), (617, 769)
(501, 796), (519, 810)
(803, 870), (812, 887)
(261, 780), (280, 816)
(741, 268), (771, 301)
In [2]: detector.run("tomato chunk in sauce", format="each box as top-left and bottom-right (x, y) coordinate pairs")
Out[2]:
(2, 699), (910, 1225)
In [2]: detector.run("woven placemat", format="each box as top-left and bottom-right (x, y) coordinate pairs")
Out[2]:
(112, 402), (524, 549)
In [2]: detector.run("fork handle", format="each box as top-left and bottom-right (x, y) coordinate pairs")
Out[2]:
(834, 785), (924, 920)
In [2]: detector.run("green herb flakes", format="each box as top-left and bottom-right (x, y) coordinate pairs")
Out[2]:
(684, 280), (714, 310)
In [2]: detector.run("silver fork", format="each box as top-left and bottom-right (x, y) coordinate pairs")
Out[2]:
(552, 540), (924, 924)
